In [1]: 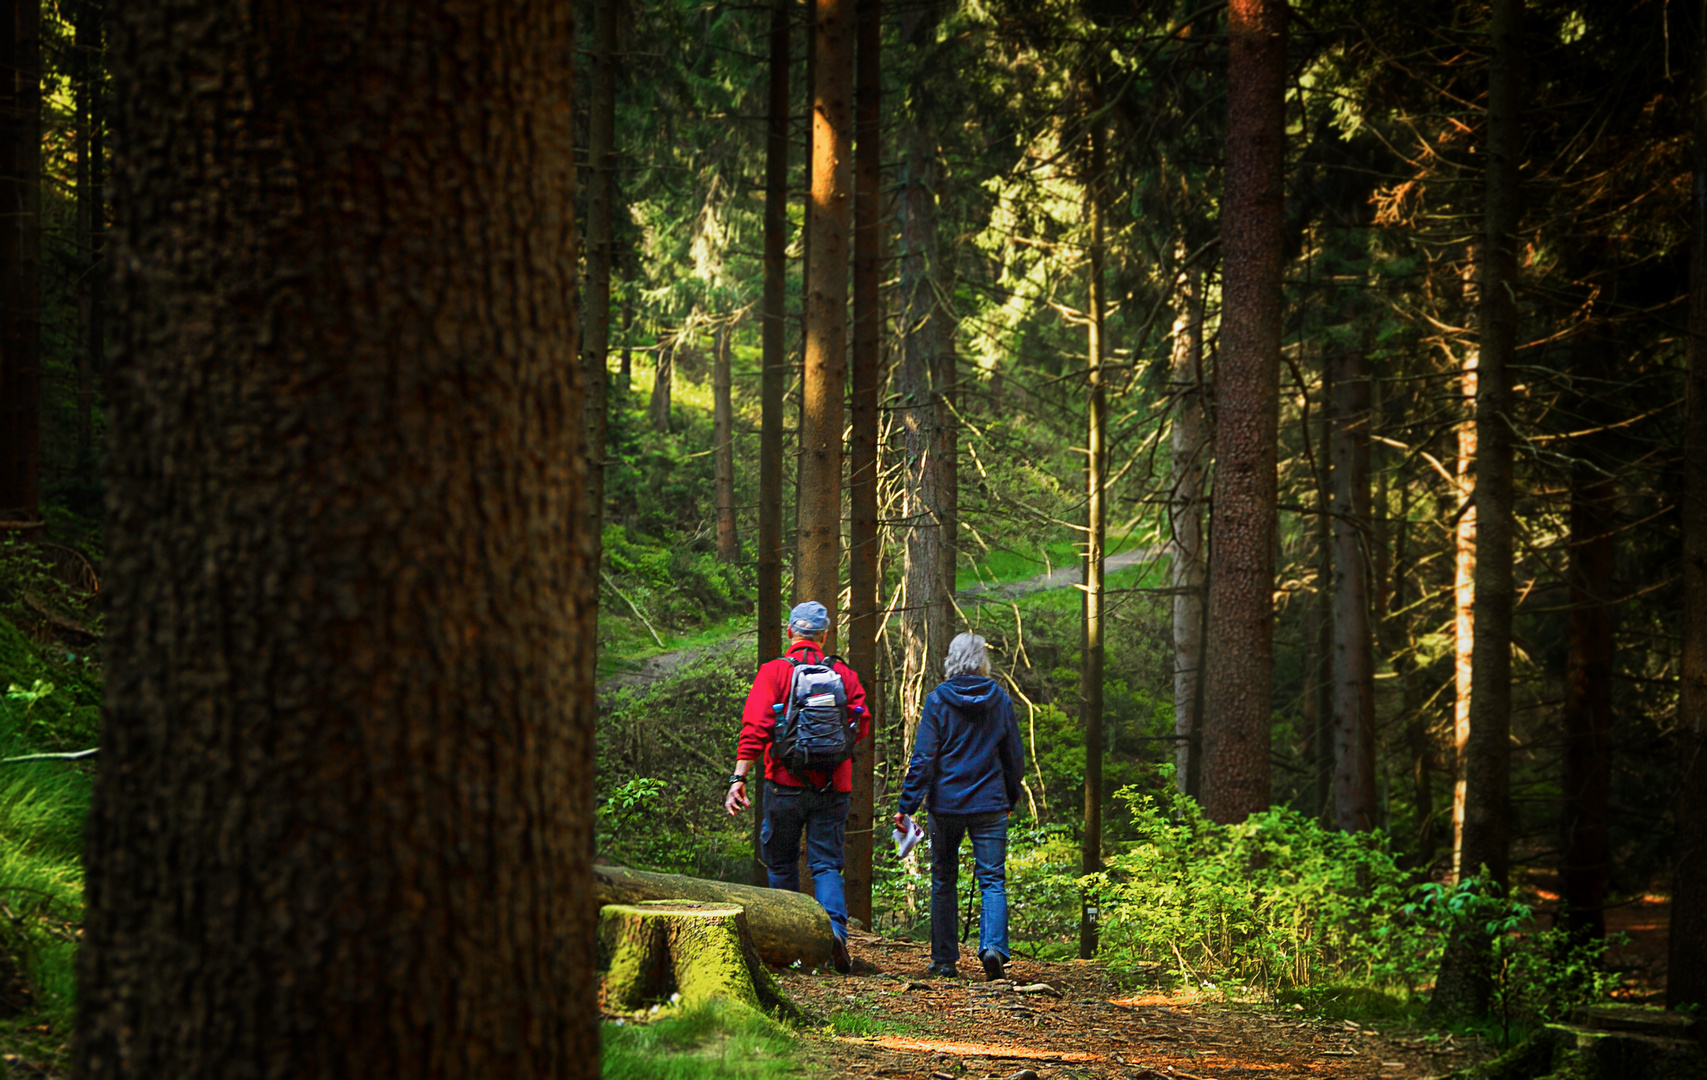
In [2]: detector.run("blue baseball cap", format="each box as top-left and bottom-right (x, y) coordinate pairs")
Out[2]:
(788, 600), (829, 634)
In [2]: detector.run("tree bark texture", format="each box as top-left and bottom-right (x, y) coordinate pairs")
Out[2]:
(597, 902), (797, 1018)
(1435, 0), (1521, 1020)
(1202, 0), (1286, 824)
(594, 865), (836, 967)
(0, 0), (41, 520)
(758, 0), (790, 668)
(75, 4), (597, 1077)
(896, 104), (954, 754)
(584, 0), (617, 547)
(845, 0), (881, 930)
(73, 0), (102, 468)
(1311, 357), (1333, 820)
(714, 320), (738, 562)
(796, 0), (852, 647)
(1562, 469), (1613, 942)
(1080, 110), (1108, 961)
(1170, 262), (1207, 799)
(1669, 0), (1707, 1011)
(1331, 334), (1376, 832)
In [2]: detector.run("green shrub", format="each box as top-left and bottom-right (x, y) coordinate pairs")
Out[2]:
(1089, 785), (1436, 994)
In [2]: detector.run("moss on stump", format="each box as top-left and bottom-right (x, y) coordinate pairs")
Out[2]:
(1451, 1019), (1707, 1080)
(597, 901), (798, 1020)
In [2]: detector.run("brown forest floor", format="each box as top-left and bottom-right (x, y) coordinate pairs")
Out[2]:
(777, 933), (1497, 1080)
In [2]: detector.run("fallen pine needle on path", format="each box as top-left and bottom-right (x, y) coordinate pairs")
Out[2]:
(778, 934), (1492, 1080)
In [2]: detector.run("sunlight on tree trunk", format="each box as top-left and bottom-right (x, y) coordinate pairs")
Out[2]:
(1452, 255), (1478, 885)
(1169, 260), (1207, 800)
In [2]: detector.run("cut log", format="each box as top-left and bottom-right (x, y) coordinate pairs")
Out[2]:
(597, 901), (798, 1019)
(594, 864), (834, 968)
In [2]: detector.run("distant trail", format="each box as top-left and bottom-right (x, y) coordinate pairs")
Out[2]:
(597, 546), (1165, 694)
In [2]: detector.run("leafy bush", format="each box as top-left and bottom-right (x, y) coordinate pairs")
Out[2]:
(1089, 785), (1436, 994)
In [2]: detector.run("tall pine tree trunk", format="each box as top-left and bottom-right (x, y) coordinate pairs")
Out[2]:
(1203, 0), (1286, 823)
(650, 335), (673, 434)
(1434, 0), (1522, 1019)
(73, 0), (101, 469)
(1080, 105), (1108, 959)
(896, 66), (953, 752)
(1668, 0), (1707, 1012)
(758, 0), (789, 666)
(1170, 261), (1207, 799)
(845, 0), (882, 930)
(1452, 254), (1478, 882)
(1331, 331), (1376, 832)
(74, 2), (598, 1076)
(584, 0), (617, 554)
(714, 319), (738, 562)
(0, 0), (41, 521)
(1562, 465), (1612, 942)
(797, 0), (852, 645)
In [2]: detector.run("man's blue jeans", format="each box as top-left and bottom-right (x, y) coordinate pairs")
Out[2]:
(929, 810), (1009, 968)
(760, 780), (849, 940)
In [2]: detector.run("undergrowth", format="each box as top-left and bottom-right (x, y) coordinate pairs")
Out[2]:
(602, 1001), (809, 1080)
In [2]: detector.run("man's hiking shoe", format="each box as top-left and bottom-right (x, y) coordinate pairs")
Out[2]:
(980, 949), (1006, 982)
(831, 934), (852, 974)
(926, 962), (959, 979)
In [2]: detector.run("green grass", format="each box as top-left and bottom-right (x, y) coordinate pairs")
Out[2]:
(602, 1001), (812, 1080)
(1003, 554), (1171, 613)
(598, 613), (757, 679)
(1274, 984), (1427, 1026)
(823, 1008), (919, 1037)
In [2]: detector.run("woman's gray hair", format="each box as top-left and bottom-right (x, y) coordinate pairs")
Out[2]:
(944, 632), (991, 679)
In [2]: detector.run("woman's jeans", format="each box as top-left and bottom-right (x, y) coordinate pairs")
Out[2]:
(929, 810), (1009, 967)
(760, 780), (850, 940)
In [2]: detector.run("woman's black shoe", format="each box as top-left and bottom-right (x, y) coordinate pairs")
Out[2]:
(925, 962), (959, 979)
(979, 950), (1006, 981)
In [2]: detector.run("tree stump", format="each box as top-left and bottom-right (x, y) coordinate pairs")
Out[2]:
(597, 901), (798, 1019)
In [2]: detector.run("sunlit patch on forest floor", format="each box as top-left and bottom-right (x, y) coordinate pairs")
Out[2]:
(784, 934), (1496, 1080)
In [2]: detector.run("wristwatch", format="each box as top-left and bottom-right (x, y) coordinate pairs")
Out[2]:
(727, 773), (748, 787)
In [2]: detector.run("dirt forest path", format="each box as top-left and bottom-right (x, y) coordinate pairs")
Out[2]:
(598, 546), (1165, 694)
(779, 936), (1490, 1080)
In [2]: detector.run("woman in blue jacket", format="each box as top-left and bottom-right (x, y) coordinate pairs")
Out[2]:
(896, 632), (1027, 980)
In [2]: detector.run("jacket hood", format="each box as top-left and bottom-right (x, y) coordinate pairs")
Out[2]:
(936, 674), (1002, 714)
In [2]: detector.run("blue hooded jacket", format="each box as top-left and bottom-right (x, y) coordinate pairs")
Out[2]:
(898, 675), (1027, 816)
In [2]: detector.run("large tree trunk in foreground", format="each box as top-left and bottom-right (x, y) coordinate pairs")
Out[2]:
(1202, 0), (1286, 824)
(1434, 0), (1522, 1021)
(75, 4), (596, 1078)
(1170, 261), (1207, 800)
(595, 865), (836, 968)
(1670, 0), (1707, 1013)
(845, 0), (882, 930)
(796, 0), (853, 648)
(1331, 333), (1376, 832)
(598, 902), (798, 1017)
(0, 0), (42, 521)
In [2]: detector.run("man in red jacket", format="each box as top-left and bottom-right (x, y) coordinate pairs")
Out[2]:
(724, 600), (868, 973)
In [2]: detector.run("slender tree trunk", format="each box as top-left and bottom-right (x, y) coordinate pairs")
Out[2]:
(1080, 106), (1108, 960)
(1313, 354), (1335, 820)
(1170, 261), (1207, 799)
(618, 296), (633, 394)
(896, 50), (952, 752)
(650, 335), (673, 434)
(1452, 254), (1479, 883)
(1330, 332), (1376, 832)
(845, 0), (881, 930)
(0, 0), (42, 520)
(714, 320), (738, 562)
(796, 0), (851, 648)
(584, 0), (617, 553)
(73, 0), (98, 468)
(1562, 467), (1612, 942)
(1434, 0), (1521, 1020)
(1202, 0), (1287, 823)
(1668, 0), (1707, 1010)
(758, 0), (789, 667)
(75, 2), (597, 1076)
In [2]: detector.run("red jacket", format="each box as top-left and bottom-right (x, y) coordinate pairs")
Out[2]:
(738, 639), (869, 792)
